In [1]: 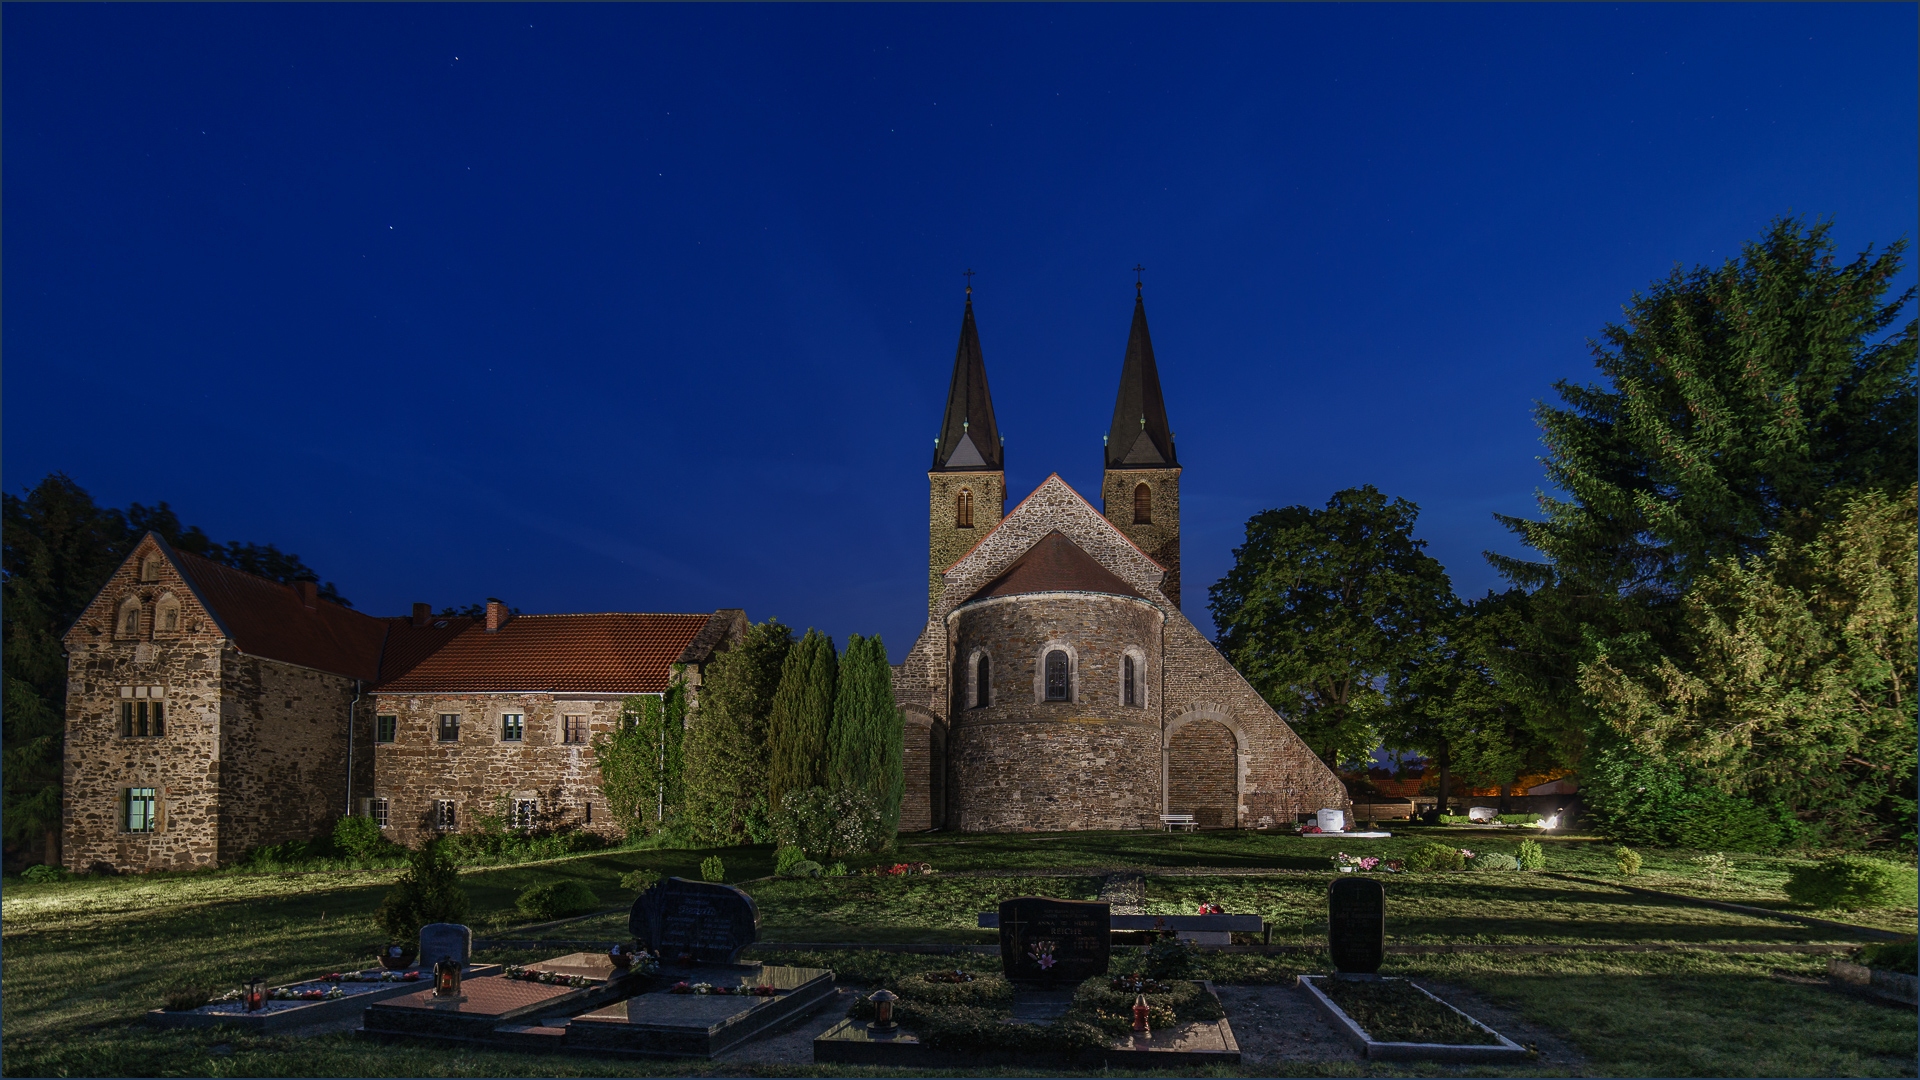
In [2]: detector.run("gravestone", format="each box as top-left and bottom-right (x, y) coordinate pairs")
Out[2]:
(1326, 877), (1384, 975)
(1468, 806), (1499, 823)
(419, 922), (471, 969)
(998, 897), (1110, 984)
(630, 877), (759, 965)
(1316, 808), (1346, 832)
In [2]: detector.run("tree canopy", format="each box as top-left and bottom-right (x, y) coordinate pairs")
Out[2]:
(680, 618), (792, 844)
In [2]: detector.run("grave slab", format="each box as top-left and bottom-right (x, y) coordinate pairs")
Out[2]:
(145, 964), (500, 1034)
(360, 965), (633, 1042)
(1297, 975), (1531, 1063)
(566, 963), (836, 1057)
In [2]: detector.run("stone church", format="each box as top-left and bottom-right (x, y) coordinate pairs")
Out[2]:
(892, 286), (1345, 832)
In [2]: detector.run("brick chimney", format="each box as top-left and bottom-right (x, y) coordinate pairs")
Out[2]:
(485, 598), (506, 632)
(295, 580), (318, 609)
(412, 602), (431, 627)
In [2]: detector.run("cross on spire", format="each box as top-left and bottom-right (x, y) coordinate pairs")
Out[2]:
(963, 268), (975, 297)
(1132, 264), (1145, 293)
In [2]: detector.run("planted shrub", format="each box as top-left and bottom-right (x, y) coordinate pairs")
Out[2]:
(1614, 846), (1642, 876)
(791, 860), (824, 878)
(1407, 842), (1467, 872)
(377, 838), (471, 942)
(1470, 852), (1520, 871)
(774, 845), (809, 877)
(1854, 938), (1918, 976)
(619, 869), (661, 894)
(1784, 856), (1919, 910)
(1516, 839), (1546, 871)
(516, 880), (602, 920)
(700, 855), (726, 883)
(20, 864), (68, 884)
(1143, 934), (1199, 979)
(333, 814), (393, 861)
(161, 985), (212, 1012)
(826, 862), (849, 877)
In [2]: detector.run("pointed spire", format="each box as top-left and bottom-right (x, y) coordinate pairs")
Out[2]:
(1105, 285), (1176, 468)
(933, 285), (1003, 471)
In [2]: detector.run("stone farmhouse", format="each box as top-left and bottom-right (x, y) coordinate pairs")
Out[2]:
(893, 286), (1346, 831)
(58, 536), (740, 873)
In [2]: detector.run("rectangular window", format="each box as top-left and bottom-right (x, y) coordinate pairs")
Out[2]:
(372, 798), (390, 828)
(124, 787), (157, 833)
(501, 713), (525, 742)
(376, 715), (397, 743)
(513, 799), (537, 831)
(119, 687), (168, 737)
(562, 714), (588, 744)
(435, 799), (457, 830)
(437, 713), (460, 742)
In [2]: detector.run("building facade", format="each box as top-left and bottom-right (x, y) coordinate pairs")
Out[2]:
(60, 533), (739, 873)
(893, 285), (1347, 831)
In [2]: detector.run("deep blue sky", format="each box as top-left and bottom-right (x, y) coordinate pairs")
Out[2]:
(6, 4), (1915, 660)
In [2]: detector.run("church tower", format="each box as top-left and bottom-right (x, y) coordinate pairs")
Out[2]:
(1102, 284), (1182, 606)
(928, 287), (1005, 611)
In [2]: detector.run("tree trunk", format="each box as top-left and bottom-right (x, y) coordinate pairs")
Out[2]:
(1436, 744), (1451, 820)
(44, 828), (60, 869)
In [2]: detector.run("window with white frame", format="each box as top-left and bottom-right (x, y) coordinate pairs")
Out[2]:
(513, 799), (537, 831)
(372, 798), (390, 828)
(119, 685), (166, 737)
(437, 713), (460, 742)
(124, 787), (157, 832)
(435, 799), (457, 830)
(501, 713), (525, 741)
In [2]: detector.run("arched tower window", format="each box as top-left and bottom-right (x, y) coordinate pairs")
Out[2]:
(1133, 483), (1152, 525)
(117, 596), (143, 638)
(974, 654), (990, 708)
(956, 488), (974, 528)
(1044, 650), (1071, 702)
(155, 594), (181, 633)
(1123, 655), (1136, 706)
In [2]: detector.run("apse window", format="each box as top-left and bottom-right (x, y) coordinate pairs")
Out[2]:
(1124, 655), (1137, 706)
(974, 654), (991, 708)
(1044, 650), (1071, 702)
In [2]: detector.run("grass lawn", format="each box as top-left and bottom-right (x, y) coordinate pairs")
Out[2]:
(3, 829), (1912, 1077)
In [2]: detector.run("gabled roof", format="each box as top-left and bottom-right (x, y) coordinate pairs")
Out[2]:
(169, 544), (389, 681)
(965, 530), (1144, 603)
(932, 293), (1004, 472)
(1105, 289), (1177, 469)
(372, 611), (723, 694)
(374, 616), (479, 685)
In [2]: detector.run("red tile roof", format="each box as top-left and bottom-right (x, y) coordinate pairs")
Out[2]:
(375, 616), (479, 685)
(172, 549), (391, 681)
(965, 530), (1144, 604)
(373, 612), (719, 694)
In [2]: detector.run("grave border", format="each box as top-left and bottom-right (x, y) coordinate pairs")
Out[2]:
(144, 965), (501, 1034)
(1296, 974), (1531, 1063)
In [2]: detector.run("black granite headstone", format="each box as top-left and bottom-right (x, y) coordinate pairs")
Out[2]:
(1326, 876), (1385, 974)
(998, 897), (1110, 984)
(630, 877), (760, 965)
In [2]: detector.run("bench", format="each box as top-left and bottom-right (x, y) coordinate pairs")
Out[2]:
(1160, 814), (1198, 832)
(977, 911), (1263, 945)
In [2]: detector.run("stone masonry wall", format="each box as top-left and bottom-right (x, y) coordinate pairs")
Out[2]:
(370, 693), (627, 849)
(62, 542), (231, 872)
(1102, 466), (1182, 607)
(928, 470), (1005, 609)
(900, 711), (938, 832)
(1167, 719), (1237, 827)
(217, 654), (360, 864)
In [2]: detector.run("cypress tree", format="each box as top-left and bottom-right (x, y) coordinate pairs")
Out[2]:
(827, 634), (905, 834)
(682, 619), (792, 843)
(767, 629), (837, 814)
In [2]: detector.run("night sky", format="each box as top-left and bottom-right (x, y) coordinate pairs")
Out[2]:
(5, 4), (1914, 659)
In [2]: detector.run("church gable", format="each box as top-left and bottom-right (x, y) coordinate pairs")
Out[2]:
(939, 474), (1167, 616)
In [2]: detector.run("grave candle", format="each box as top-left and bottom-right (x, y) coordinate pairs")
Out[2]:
(1132, 993), (1150, 1036)
(243, 975), (266, 1012)
(867, 989), (898, 1031)
(434, 959), (462, 997)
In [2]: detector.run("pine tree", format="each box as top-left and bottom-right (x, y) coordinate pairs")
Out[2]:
(767, 630), (837, 815)
(681, 619), (792, 843)
(827, 634), (905, 835)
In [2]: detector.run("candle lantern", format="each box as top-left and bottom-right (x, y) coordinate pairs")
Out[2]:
(866, 989), (899, 1032)
(434, 959), (463, 997)
(1132, 993), (1151, 1037)
(243, 975), (267, 1013)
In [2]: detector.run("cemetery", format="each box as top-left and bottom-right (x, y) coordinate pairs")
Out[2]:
(3, 824), (1916, 1078)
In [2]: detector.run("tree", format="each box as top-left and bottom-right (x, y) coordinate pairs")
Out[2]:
(766, 630), (837, 815)
(680, 619), (792, 843)
(826, 634), (904, 835)
(2, 473), (350, 866)
(1580, 486), (1918, 847)
(1210, 486), (1458, 767)
(597, 682), (688, 839)
(1487, 217), (1917, 846)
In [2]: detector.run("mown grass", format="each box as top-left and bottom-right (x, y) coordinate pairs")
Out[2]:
(4, 829), (1913, 1078)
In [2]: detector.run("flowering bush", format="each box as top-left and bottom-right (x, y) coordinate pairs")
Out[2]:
(1195, 902), (1225, 914)
(502, 965), (598, 988)
(1332, 852), (1381, 871)
(862, 861), (934, 877)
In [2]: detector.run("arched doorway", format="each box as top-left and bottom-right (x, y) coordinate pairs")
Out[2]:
(1167, 720), (1238, 828)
